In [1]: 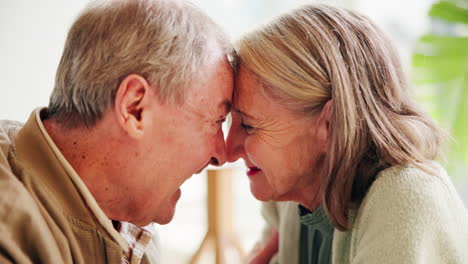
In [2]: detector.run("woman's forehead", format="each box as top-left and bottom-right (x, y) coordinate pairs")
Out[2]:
(234, 75), (282, 123)
(234, 67), (262, 99)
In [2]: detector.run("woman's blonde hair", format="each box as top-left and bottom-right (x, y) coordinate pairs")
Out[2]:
(237, 4), (445, 231)
(49, 0), (233, 127)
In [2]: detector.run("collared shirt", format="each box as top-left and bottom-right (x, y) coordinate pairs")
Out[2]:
(37, 108), (155, 264)
(114, 221), (156, 264)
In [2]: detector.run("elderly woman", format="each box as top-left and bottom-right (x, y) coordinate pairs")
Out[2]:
(226, 4), (468, 264)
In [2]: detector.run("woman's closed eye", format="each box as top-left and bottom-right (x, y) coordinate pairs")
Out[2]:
(241, 123), (256, 134)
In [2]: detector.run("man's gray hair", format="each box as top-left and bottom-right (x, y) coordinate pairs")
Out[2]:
(48, 0), (235, 127)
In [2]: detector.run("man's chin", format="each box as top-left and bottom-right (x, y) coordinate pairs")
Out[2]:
(154, 189), (182, 225)
(155, 215), (174, 225)
(154, 207), (176, 225)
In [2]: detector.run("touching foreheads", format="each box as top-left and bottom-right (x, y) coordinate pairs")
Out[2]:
(49, 0), (235, 128)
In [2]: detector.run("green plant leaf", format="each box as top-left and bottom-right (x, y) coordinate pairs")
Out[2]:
(418, 35), (468, 56)
(429, 1), (468, 24)
(413, 35), (468, 83)
(413, 55), (467, 83)
(412, 1), (468, 178)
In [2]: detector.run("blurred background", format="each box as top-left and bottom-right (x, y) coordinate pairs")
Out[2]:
(1, 0), (467, 263)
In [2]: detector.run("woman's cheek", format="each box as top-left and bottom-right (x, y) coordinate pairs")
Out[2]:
(246, 138), (266, 168)
(244, 138), (257, 163)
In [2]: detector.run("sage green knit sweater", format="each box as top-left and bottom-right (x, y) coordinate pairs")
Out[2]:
(260, 162), (468, 264)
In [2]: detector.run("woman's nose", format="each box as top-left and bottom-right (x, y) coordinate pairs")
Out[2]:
(226, 120), (245, 163)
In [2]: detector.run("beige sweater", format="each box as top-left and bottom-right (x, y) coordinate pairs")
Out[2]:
(0, 110), (158, 263)
(261, 163), (468, 263)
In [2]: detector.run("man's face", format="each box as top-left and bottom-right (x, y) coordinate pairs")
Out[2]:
(133, 59), (233, 225)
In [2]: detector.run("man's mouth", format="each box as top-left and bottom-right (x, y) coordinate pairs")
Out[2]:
(195, 162), (210, 174)
(247, 166), (261, 176)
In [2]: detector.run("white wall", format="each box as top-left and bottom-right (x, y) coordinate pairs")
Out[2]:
(0, 1), (90, 121)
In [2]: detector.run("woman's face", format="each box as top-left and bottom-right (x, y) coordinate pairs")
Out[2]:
(227, 67), (328, 203)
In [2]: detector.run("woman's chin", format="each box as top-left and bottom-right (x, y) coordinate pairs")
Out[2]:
(249, 182), (275, 202)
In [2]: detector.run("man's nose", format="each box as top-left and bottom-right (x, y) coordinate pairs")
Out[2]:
(210, 128), (227, 167)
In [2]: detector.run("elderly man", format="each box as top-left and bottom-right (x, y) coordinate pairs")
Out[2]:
(0, 0), (234, 263)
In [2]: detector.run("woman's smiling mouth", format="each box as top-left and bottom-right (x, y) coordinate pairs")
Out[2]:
(247, 166), (262, 176)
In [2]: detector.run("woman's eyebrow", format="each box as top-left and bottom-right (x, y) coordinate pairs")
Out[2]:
(233, 108), (257, 121)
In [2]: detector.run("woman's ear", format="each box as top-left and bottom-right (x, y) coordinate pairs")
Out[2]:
(322, 99), (333, 130)
(114, 74), (151, 139)
(316, 99), (333, 149)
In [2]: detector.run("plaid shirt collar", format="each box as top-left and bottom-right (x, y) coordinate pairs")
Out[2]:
(113, 221), (155, 264)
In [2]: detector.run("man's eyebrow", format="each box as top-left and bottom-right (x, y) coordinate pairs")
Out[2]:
(219, 100), (232, 114)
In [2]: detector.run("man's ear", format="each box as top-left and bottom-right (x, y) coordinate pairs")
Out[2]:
(114, 74), (151, 139)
